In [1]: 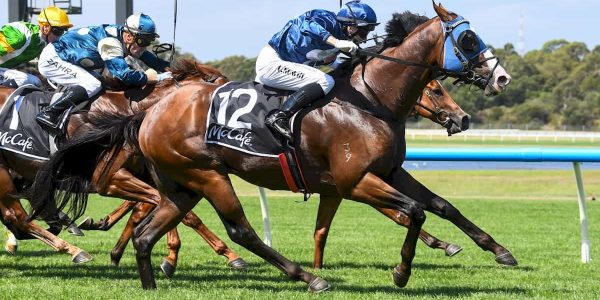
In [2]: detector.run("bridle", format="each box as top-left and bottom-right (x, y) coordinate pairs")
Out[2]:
(412, 88), (451, 128)
(356, 15), (499, 88)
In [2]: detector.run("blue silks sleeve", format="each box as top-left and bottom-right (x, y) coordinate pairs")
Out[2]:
(105, 57), (148, 86)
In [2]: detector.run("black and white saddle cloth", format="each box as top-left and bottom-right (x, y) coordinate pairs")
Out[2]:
(0, 85), (60, 160)
(206, 81), (294, 157)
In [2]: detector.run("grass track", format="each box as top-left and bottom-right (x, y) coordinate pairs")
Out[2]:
(1, 170), (599, 299)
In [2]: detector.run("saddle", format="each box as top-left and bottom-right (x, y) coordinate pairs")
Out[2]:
(206, 81), (310, 194)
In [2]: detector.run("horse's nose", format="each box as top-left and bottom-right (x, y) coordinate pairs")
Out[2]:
(497, 74), (511, 89)
(461, 114), (470, 131)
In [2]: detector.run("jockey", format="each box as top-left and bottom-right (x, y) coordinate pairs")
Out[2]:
(36, 13), (172, 134)
(0, 6), (72, 88)
(256, 0), (378, 142)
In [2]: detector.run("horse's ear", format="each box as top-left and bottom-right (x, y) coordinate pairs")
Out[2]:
(432, 1), (453, 22)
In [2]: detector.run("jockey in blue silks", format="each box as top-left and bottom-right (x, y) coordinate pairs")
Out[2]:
(255, 0), (378, 142)
(36, 13), (172, 134)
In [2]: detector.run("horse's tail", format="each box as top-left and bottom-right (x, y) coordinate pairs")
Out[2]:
(28, 111), (146, 221)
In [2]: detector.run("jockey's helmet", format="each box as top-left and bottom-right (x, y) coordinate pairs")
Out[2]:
(124, 13), (159, 47)
(38, 6), (73, 28)
(337, 1), (379, 30)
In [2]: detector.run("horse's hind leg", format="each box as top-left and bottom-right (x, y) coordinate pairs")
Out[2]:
(131, 184), (200, 289)
(197, 172), (329, 292)
(374, 207), (463, 257)
(0, 166), (91, 263)
(390, 167), (517, 266)
(181, 211), (247, 269)
(79, 200), (137, 231)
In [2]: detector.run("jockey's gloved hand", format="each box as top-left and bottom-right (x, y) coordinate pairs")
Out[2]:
(334, 40), (358, 55)
(157, 72), (173, 82)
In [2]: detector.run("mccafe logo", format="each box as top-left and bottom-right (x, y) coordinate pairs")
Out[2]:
(0, 131), (34, 151)
(207, 124), (253, 147)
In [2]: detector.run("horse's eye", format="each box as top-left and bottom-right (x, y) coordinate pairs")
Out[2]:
(432, 89), (443, 97)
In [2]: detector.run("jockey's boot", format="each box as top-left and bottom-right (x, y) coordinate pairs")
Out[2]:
(265, 82), (325, 142)
(36, 85), (88, 135)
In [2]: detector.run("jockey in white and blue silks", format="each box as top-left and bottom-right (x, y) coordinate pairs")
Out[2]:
(256, 0), (378, 142)
(36, 13), (172, 134)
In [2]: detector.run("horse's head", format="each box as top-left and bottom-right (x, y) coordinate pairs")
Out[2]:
(412, 80), (470, 135)
(433, 2), (511, 95)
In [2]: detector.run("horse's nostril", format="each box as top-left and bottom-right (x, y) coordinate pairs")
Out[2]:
(497, 75), (510, 87)
(461, 115), (470, 130)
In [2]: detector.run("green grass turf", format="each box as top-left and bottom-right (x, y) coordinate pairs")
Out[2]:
(1, 170), (599, 299)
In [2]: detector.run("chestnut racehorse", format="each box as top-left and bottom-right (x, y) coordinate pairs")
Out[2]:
(0, 59), (245, 268)
(76, 79), (469, 275)
(31, 4), (516, 291)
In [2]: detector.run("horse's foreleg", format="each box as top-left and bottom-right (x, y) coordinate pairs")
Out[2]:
(348, 172), (425, 288)
(181, 211), (247, 269)
(313, 195), (342, 269)
(93, 147), (160, 206)
(78, 200), (137, 231)
(110, 202), (154, 266)
(95, 168), (161, 205)
(374, 207), (463, 257)
(160, 227), (180, 278)
(389, 167), (517, 266)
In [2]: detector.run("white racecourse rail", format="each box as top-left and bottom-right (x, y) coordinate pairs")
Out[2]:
(257, 147), (600, 263)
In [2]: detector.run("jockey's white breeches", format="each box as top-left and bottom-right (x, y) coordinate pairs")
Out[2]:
(38, 43), (102, 97)
(255, 45), (334, 94)
(0, 67), (42, 88)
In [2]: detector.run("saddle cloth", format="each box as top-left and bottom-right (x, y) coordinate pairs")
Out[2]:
(205, 81), (296, 157)
(0, 85), (60, 160)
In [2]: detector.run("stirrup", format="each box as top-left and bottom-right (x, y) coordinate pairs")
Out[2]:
(266, 111), (293, 142)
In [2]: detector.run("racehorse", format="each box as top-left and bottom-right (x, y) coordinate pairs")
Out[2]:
(75, 79), (469, 275)
(31, 4), (515, 291)
(0, 58), (246, 268)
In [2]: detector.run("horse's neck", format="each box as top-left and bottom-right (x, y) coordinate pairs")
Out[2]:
(351, 19), (442, 122)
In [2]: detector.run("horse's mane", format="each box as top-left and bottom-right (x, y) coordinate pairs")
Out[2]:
(332, 11), (430, 78)
(169, 57), (224, 82)
(382, 11), (430, 47)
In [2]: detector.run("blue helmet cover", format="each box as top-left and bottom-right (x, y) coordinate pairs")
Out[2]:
(442, 16), (488, 71)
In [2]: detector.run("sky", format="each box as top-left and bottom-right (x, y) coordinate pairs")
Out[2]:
(1, 0), (599, 61)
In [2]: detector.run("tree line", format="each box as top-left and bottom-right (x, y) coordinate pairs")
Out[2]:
(200, 40), (600, 130)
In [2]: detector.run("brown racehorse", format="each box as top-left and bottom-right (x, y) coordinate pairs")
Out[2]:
(31, 4), (515, 291)
(0, 59), (245, 268)
(76, 79), (468, 275)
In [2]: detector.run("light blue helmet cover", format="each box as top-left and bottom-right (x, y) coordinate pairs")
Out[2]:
(442, 16), (488, 71)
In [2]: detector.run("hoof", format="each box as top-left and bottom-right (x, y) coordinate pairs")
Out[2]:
(67, 224), (85, 236)
(227, 258), (248, 270)
(392, 266), (411, 288)
(77, 217), (94, 230)
(160, 259), (176, 278)
(308, 277), (330, 293)
(495, 252), (518, 266)
(72, 250), (93, 264)
(445, 244), (463, 257)
(4, 244), (17, 255)
(110, 260), (120, 267)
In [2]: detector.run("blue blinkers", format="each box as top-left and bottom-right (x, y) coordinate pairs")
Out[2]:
(441, 16), (488, 72)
